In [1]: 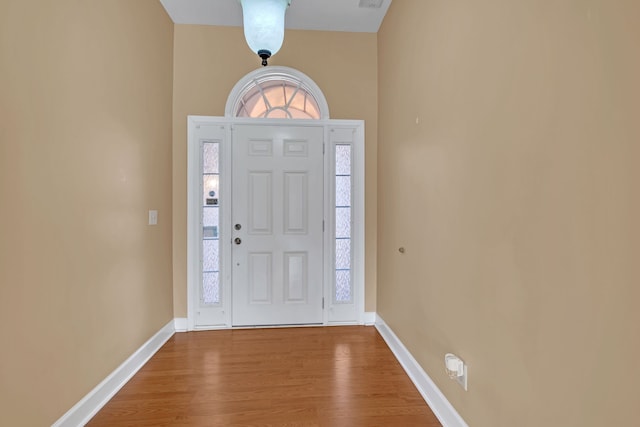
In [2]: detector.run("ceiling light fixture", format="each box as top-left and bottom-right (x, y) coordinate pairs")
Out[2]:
(240, 0), (291, 67)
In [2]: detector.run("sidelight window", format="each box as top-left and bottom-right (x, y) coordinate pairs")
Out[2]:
(202, 141), (220, 305)
(335, 144), (353, 304)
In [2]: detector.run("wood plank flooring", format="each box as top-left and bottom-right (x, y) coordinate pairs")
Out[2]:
(88, 326), (442, 426)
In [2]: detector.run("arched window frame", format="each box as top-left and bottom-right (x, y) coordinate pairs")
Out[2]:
(225, 66), (330, 120)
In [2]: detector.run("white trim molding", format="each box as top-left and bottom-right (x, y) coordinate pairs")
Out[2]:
(375, 315), (469, 427)
(363, 312), (376, 325)
(174, 318), (188, 332)
(52, 320), (175, 427)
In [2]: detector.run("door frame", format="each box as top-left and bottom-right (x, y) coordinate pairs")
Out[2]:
(186, 116), (365, 330)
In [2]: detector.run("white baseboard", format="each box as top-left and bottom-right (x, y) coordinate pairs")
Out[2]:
(363, 311), (376, 325)
(375, 315), (468, 427)
(174, 317), (188, 332)
(52, 320), (175, 427)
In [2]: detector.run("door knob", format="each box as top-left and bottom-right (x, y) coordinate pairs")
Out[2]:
(235, 224), (242, 230)
(234, 237), (242, 245)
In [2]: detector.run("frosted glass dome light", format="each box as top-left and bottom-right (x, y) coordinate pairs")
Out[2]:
(240, 0), (291, 66)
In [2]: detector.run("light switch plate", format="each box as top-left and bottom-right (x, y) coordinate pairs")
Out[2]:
(148, 210), (158, 225)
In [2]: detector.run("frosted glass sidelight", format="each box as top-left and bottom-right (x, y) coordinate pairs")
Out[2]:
(203, 143), (219, 174)
(335, 145), (352, 175)
(203, 272), (220, 304)
(335, 239), (351, 270)
(335, 175), (351, 208)
(203, 175), (220, 206)
(203, 239), (219, 273)
(335, 270), (352, 303)
(334, 143), (353, 304)
(335, 207), (351, 239)
(202, 141), (221, 306)
(203, 207), (219, 228)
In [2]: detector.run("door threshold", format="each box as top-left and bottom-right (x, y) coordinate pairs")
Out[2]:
(231, 323), (324, 330)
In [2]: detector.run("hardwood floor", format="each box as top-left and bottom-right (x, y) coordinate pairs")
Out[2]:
(88, 326), (442, 426)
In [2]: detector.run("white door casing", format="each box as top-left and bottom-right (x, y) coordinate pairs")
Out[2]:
(187, 117), (364, 330)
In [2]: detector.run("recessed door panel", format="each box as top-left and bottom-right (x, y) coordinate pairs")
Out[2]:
(248, 139), (273, 157)
(283, 139), (308, 157)
(283, 172), (308, 234)
(248, 253), (272, 304)
(248, 172), (273, 235)
(284, 252), (308, 303)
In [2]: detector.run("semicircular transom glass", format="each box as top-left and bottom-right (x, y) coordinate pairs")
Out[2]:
(236, 78), (321, 120)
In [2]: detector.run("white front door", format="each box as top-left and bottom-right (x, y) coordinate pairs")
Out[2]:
(231, 124), (324, 326)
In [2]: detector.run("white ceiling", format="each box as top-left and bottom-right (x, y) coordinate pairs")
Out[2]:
(159, 0), (392, 33)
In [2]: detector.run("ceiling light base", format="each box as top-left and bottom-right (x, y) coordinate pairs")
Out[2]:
(258, 49), (272, 67)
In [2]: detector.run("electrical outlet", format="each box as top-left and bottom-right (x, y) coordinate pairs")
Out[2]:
(445, 353), (468, 391)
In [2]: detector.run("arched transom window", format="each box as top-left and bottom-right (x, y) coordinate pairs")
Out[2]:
(237, 80), (320, 119)
(226, 66), (330, 120)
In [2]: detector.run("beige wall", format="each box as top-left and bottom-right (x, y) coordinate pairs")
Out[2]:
(0, 1), (174, 425)
(172, 26), (378, 316)
(378, 1), (640, 426)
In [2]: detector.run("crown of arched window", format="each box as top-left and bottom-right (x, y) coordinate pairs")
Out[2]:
(225, 67), (330, 120)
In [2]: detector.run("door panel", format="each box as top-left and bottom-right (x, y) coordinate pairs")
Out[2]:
(248, 253), (272, 303)
(283, 252), (307, 303)
(283, 172), (308, 234)
(232, 125), (324, 326)
(248, 172), (273, 234)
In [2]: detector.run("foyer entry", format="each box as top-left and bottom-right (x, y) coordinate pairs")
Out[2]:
(187, 67), (364, 329)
